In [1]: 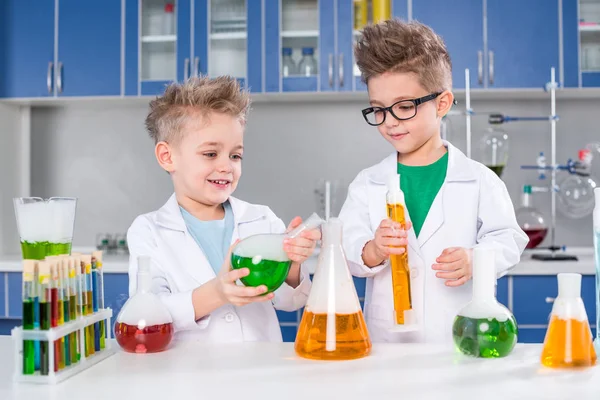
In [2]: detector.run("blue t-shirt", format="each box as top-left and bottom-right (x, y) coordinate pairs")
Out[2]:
(180, 201), (234, 274)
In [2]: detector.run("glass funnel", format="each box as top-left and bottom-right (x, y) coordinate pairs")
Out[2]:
(479, 127), (509, 178)
(114, 256), (174, 353)
(541, 273), (597, 368)
(295, 218), (371, 361)
(516, 185), (547, 249)
(231, 213), (324, 294)
(452, 247), (518, 358)
(13, 197), (77, 260)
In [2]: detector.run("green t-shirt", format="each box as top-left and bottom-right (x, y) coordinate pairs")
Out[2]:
(397, 152), (448, 237)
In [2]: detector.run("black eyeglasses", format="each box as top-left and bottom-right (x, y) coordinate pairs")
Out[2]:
(361, 92), (442, 126)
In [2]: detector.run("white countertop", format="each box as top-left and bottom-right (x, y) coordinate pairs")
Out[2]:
(0, 247), (596, 275)
(0, 337), (599, 400)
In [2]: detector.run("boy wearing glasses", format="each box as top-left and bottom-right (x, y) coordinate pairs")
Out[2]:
(338, 20), (527, 343)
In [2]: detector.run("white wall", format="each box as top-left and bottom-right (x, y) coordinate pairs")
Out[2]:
(0, 95), (596, 253)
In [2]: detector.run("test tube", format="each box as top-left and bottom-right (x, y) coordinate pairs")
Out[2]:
(49, 261), (64, 371)
(67, 258), (79, 364)
(32, 260), (41, 371)
(22, 260), (36, 375)
(92, 250), (105, 350)
(91, 253), (100, 351)
(72, 254), (84, 361)
(60, 259), (71, 367)
(38, 262), (51, 376)
(81, 255), (95, 356)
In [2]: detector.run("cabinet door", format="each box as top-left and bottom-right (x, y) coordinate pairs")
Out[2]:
(0, 0), (55, 98)
(336, 0), (353, 92)
(57, 0), (122, 96)
(412, 0), (483, 89)
(265, 0), (326, 92)
(487, 0), (559, 88)
(138, 0), (192, 95)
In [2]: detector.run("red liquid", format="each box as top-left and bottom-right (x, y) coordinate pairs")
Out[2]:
(524, 228), (548, 249)
(114, 322), (174, 353)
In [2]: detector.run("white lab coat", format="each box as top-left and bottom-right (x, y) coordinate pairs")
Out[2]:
(338, 141), (528, 343)
(127, 193), (311, 343)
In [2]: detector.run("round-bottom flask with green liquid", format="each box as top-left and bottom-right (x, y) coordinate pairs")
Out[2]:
(452, 247), (518, 358)
(231, 234), (292, 294)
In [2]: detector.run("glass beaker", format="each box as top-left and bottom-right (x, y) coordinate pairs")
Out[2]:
(452, 247), (518, 358)
(593, 188), (599, 352)
(14, 197), (77, 260)
(114, 256), (174, 353)
(516, 185), (548, 249)
(479, 127), (509, 178)
(295, 218), (371, 360)
(541, 273), (597, 368)
(231, 213), (325, 294)
(387, 174), (417, 331)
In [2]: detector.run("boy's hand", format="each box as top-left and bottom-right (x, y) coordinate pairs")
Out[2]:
(282, 217), (322, 288)
(432, 247), (473, 287)
(283, 216), (321, 264)
(362, 219), (412, 267)
(214, 242), (275, 306)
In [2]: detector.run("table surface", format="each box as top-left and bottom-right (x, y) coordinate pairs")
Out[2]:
(0, 337), (599, 400)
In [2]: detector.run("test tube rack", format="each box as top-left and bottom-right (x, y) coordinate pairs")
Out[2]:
(11, 308), (115, 384)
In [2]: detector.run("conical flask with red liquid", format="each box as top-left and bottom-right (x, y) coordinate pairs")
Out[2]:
(541, 273), (597, 368)
(114, 256), (174, 353)
(295, 218), (371, 361)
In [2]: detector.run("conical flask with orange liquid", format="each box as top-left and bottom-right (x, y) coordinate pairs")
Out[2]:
(295, 218), (372, 360)
(387, 174), (418, 331)
(540, 273), (597, 368)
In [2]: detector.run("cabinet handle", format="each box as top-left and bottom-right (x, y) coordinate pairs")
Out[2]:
(328, 54), (333, 88)
(47, 62), (53, 94)
(545, 297), (555, 304)
(57, 62), (63, 93)
(489, 50), (494, 85)
(193, 57), (200, 77)
(184, 58), (190, 80)
(339, 53), (344, 87)
(477, 51), (483, 85)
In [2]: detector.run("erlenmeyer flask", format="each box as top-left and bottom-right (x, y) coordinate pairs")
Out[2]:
(541, 273), (597, 368)
(452, 247), (518, 358)
(13, 197), (77, 260)
(114, 256), (174, 353)
(231, 213), (325, 294)
(295, 218), (371, 361)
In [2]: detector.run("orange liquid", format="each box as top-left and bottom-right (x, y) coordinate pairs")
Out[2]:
(541, 316), (597, 368)
(387, 203), (412, 324)
(295, 311), (372, 360)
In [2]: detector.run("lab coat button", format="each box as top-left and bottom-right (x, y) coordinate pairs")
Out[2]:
(410, 268), (418, 279)
(225, 313), (235, 323)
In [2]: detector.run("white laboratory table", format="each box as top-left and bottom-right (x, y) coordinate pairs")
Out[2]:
(0, 337), (598, 400)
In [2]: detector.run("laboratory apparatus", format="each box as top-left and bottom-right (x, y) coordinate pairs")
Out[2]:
(231, 213), (325, 294)
(22, 260), (36, 375)
(479, 127), (509, 178)
(114, 256), (174, 353)
(516, 185), (548, 249)
(541, 273), (597, 368)
(295, 218), (371, 361)
(14, 197), (77, 259)
(387, 174), (417, 331)
(452, 247), (518, 358)
(594, 188), (600, 351)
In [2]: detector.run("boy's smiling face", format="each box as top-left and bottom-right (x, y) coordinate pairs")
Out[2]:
(159, 111), (244, 208)
(367, 71), (453, 160)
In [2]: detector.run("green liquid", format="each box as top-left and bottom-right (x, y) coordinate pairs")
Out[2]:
(39, 301), (51, 375)
(485, 165), (505, 178)
(231, 254), (292, 293)
(20, 241), (72, 260)
(452, 315), (518, 358)
(22, 300), (35, 375)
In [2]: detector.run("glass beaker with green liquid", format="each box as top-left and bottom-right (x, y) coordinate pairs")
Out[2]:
(14, 197), (77, 260)
(452, 247), (518, 358)
(231, 213), (325, 293)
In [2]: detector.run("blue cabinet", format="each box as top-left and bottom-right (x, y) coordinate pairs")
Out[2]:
(7, 272), (22, 318)
(486, 0), (559, 89)
(0, 0), (55, 98)
(57, 0), (121, 96)
(103, 273), (130, 324)
(496, 276), (508, 308)
(412, 0), (483, 89)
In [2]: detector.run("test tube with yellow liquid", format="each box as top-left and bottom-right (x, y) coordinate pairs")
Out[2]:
(387, 174), (417, 331)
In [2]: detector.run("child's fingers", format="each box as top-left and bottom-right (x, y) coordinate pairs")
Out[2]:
(385, 247), (406, 255)
(432, 261), (462, 271)
(380, 227), (408, 238)
(381, 237), (408, 247)
(235, 292), (275, 305)
(440, 247), (461, 256)
(435, 268), (464, 280)
(224, 267), (250, 283)
(286, 216), (303, 232)
(229, 284), (269, 298)
(300, 228), (321, 241)
(284, 237), (315, 249)
(436, 250), (464, 263)
(445, 276), (469, 287)
(219, 240), (241, 274)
